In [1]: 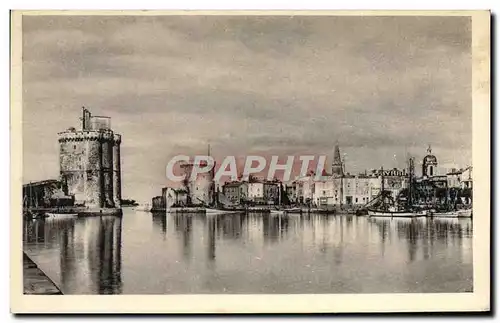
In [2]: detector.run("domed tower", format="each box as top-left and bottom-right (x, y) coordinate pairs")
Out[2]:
(58, 107), (122, 209)
(422, 145), (438, 178)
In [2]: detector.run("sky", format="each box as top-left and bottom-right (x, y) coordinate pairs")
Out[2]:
(22, 15), (472, 203)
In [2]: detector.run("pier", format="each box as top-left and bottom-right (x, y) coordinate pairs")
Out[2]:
(23, 253), (62, 295)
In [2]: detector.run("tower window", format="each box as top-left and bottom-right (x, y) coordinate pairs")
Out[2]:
(430, 166), (434, 176)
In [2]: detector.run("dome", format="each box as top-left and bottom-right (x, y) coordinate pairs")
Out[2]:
(423, 154), (437, 164)
(423, 145), (437, 164)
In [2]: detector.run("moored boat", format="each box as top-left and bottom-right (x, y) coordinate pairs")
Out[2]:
(283, 207), (302, 214)
(367, 208), (427, 218)
(430, 210), (458, 218)
(456, 208), (472, 218)
(45, 212), (78, 218)
(367, 158), (428, 218)
(205, 208), (243, 215)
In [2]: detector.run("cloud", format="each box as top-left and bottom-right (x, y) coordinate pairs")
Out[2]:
(22, 15), (472, 201)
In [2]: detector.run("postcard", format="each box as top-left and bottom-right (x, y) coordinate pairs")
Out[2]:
(10, 10), (490, 313)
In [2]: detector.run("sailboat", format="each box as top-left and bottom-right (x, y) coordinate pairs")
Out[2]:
(430, 182), (457, 218)
(205, 193), (243, 214)
(367, 158), (428, 218)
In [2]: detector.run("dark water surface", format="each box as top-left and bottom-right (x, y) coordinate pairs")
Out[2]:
(23, 209), (473, 294)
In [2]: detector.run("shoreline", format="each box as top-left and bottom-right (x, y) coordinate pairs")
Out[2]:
(25, 207), (123, 217)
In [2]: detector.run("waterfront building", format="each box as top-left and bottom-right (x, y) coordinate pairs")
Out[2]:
(222, 181), (248, 205)
(58, 107), (122, 209)
(446, 169), (463, 188)
(312, 178), (335, 206)
(152, 196), (165, 210)
(247, 182), (265, 203)
(293, 175), (314, 204)
(310, 173), (404, 207)
(23, 179), (74, 209)
(162, 187), (188, 207)
(285, 184), (296, 203)
(460, 166), (473, 190)
(263, 181), (280, 204)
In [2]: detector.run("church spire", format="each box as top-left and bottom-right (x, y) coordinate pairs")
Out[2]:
(334, 144), (341, 164)
(332, 144), (343, 177)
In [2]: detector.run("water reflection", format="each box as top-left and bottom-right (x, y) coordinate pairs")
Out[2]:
(24, 216), (122, 294)
(24, 211), (473, 294)
(151, 212), (167, 236)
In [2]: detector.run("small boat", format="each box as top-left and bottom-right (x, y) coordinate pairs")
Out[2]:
(24, 211), (49, 220)
(135, 204), (152, 212)
(205, 208), (242, 215)
(283, 207), (302, 214)
(45, 212), (78, 218)
(269, 209), (285, 215)
(431, 210), (458, 218)
(367, 208), (428, 217)
(456, 208), (472, 218)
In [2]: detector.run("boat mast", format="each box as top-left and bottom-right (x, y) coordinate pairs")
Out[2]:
(207, 143), (216, 207)
(340, 156), (344, 209)
(380, 166), (385, 210)
(407, 157), (412, 208)
(278, 183), (282, 206)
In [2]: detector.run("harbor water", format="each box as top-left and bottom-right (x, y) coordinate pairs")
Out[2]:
(23, 209), (473, 294)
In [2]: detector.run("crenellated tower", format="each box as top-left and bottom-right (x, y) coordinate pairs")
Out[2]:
(58, 107), (122, 209)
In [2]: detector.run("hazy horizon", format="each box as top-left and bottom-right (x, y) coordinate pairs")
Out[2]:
(22, 15), (472, 202)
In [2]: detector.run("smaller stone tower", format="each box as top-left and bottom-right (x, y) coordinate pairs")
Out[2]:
(422, 145), (438, 178)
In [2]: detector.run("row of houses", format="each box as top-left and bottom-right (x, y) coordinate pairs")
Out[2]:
(223, 180), (281, 205)
(286, 171), (407, 207)
(152, 180), (283, 209)
(285, 165), (473, 208)
(151, 146), (472, 209)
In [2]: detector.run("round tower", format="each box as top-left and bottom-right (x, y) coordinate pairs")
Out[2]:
(59, 130), (111, 208)
(422, 145), (438, 178)
(58, 108), (121, 210)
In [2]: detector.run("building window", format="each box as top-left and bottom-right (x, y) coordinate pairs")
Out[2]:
(355, 198), (358, 203)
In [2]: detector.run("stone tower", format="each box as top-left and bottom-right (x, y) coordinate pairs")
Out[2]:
(331, 144), (344, 178)
(422, 145), (438, 178)
(180, 146), (215, 206)
(58, 107), (122, 209)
